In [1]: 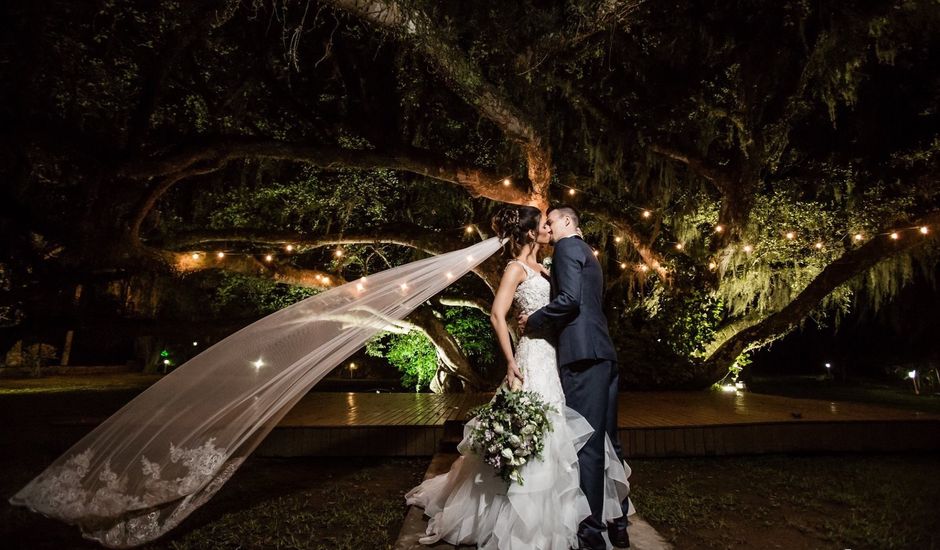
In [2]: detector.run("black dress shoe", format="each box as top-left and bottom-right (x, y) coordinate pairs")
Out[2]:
(608, 521), (630, 548)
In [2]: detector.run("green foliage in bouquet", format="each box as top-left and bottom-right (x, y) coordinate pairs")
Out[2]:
(468, 387), (556, 485)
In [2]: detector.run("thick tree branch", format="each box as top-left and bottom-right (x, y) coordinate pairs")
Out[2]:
(122, 139), (529, 243)
(699, 210), (940, 385)
(156, 224), (505, 292)
(324, 0), (552, 204)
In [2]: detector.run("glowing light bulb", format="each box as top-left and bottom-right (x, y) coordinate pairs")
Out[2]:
(502, 178), (511, 186)
(715, 225), (724, 233)
(908, 370), (917, 379)
(743, 245), (753, 253)
(568, 188), (576, 196)
(252, 358), (264, 370)
(639, 265), (649, 272)
(614, 236), (622, 243)
(721, 384), (736, 393)
(620, 262), (627, 269)
(854, 234), (864, 241)
(592, 249), (599, 256)
(890, 232), (899, 240)
(785, 232), (795, 240)
(825, 363), (831, 369)
(815, 242), (824, 249)
(708, 261), (717, 270)
(192, 341), (198, 347)
(217, 252), (225, 259)
(642, 210), (651, 219)
(191, 253), (201, 260)
(349, 362), (357, 370)
(335, 249), (344, 257)
(265, 254), (273, 262)
(920, 226), (929, 235)
(286, 244), (294, 252)
(322, 277), (330, 285)
(465, 225), (474, 233)
(163, 359), (171, 366)
(675, 243), (683, 250)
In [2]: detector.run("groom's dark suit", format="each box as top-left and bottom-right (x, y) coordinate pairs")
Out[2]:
(526, 234), (628, 549)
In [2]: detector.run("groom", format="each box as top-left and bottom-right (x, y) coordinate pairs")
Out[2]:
(519, 205), (630, 550)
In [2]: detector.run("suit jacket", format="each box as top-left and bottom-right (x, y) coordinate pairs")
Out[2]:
(526, 235), (617, 367)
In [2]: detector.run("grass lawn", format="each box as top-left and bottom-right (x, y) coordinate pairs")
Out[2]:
(0, 373), (162, 394)
(631, 453), (940, 549)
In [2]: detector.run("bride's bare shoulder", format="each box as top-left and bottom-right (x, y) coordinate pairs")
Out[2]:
(501, 260), (528, 281)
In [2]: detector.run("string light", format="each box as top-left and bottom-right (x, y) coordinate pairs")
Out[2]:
(642, 210), (652, 219)
(335, 249), (344, 258)
(216, 252), (225, 259)
(639, 265), (649, 272)
(503, 178), (512, 186)
(620, 262), (627, 269)
(191, 253), (201, 260)
(854, 234), (864, 241)
(285, 244), (294, 252)
(192, 341), (198, 347)
(322, 277), (330, 285)
(675, 243), (683, 251)
(785, 232), (795, 240)
(593, 249), (599, 256)
(614, 236), (622, 243)
(920, 226), (929, 235)
(714, 225), (724, 233)
(265, 254), (273, 262)
(815, 242), (824, 249)
(465, 225), (474, 234)
(252, 358), (264, 370)
(568, 188), (576, 196)
(890, 232), (899, 240)
(743, 245), (753, 253)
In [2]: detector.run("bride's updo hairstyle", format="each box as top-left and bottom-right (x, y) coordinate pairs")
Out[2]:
(491, 205), (542, 257)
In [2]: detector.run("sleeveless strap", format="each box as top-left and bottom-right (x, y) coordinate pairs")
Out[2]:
(507, 259), (535, 278)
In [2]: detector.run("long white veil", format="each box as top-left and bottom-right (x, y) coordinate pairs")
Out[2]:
(10, 236), (504, 548)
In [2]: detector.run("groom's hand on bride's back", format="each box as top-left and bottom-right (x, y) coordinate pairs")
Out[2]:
(517, 313), (529, 332)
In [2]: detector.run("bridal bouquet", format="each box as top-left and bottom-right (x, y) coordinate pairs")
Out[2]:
(469, 386), (555, 485)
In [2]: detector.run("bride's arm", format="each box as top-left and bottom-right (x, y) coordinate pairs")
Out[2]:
(490, 263), (527, 386)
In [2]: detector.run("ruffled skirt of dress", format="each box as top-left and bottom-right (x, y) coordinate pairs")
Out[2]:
(405, 405), (634, 550)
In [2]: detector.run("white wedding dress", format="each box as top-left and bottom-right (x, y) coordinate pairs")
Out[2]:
(406, 260), (635, 550)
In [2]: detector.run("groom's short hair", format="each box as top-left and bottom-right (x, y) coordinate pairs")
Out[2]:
(548, 205), (580, 227)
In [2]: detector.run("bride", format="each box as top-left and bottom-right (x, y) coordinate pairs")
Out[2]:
(406, 206), (635, 550)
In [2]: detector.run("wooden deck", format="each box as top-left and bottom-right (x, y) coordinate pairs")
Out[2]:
(257, 391), (940, 457)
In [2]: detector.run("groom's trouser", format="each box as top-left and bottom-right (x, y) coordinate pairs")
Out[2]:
(561, 359), (625, 549)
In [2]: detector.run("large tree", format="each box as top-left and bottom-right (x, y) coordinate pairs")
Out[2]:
(2, 0), (938, 388)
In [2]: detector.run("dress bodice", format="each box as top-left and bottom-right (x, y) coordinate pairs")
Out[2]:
(510, 260), (551, 315)
(507, 260), (563, 408)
